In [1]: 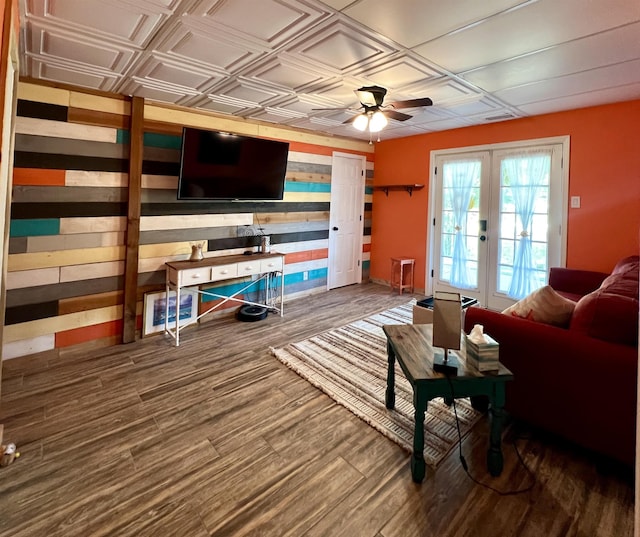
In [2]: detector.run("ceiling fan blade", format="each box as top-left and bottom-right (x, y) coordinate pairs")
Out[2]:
(354, 89), (378, 107)
(388, 97), (433, 109)
(385, 110), (412, 122)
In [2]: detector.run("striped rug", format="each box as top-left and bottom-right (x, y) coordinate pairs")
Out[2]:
(269, 302), (482, 468)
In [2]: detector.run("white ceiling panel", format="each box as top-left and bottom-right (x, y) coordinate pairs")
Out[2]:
(29, 58), (121, 91)
(462, 21), (640, 92)
(18, 0), (640, 141)
(351, 54), (442, 90)
(25, 0), (172, 46)
(189, 0), (331, 48)
(25, 23), (135, 77)
(288, 17), (398, 73)
(518, 82), (640, 116)
(129, 54), (225, 91)
(495, 59), (640, 106)
(156, 18), (265, 72)
(119, 77), (198, 103)
(241, 53), (331, 92)
(343, 0), (526, 48)
(413, 0), (640, 73)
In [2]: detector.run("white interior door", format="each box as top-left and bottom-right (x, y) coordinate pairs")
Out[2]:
(328, 152), (365, 290)
(431, 139), (567, 310)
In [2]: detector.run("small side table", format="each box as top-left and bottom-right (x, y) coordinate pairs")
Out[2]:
(391, 257), (415, 294)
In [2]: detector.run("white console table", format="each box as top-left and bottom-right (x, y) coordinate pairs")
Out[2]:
(165, 252), (285, 346)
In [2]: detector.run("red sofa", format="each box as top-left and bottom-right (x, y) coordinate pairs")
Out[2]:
(464, 255), (639, 467)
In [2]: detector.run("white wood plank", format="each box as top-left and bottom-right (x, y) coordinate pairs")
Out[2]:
(60, 261), (125, 283)
(60, 217), (127, 234)
(16, 116), (118, 143)
(140, 213), (253, 232)
(6, 267), (61, 290)
(65, 171), (128, 187)
(3, 334), (56, 360)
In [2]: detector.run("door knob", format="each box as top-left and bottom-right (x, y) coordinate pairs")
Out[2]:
(479, 235), (486, 242)
(332, 226), (339, 230)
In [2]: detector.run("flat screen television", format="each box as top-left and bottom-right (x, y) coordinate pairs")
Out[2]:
(177, 127), (289, 200)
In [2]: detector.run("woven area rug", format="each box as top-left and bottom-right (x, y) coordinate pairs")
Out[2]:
(269, 302), (482, 468)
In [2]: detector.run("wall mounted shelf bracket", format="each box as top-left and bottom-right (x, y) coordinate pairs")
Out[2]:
(374, 184), (425, 197)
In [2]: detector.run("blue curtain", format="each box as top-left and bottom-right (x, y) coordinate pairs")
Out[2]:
(504, 153), (551, 299)
(446, 160), (479, 288)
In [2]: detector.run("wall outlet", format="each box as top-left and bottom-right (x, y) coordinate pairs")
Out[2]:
(570, 196), (581, 208)
(303, 271), (309, 281)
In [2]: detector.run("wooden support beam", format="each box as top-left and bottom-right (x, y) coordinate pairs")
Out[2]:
(122, 96), (143, 344)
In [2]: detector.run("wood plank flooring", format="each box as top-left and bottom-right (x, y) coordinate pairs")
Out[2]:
(0, 283), (634, 537)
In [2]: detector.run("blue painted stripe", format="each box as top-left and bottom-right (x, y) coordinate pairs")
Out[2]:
(116, 130), (129, 145)
(200, 268), (328, 302)
(285, 267), (327, 285)
(285, 181), (331, 193)
(365, 186), (373, 195)
(10, 218), (60, 237)
(362, 260), (370, 271)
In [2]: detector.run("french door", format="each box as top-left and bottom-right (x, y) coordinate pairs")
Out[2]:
(430, 139), (568, 311)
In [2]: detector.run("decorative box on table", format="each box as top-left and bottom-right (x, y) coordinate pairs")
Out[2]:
(464, 333), (500, 372)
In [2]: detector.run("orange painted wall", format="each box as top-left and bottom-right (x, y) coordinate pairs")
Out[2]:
(372, 100), (640, 287)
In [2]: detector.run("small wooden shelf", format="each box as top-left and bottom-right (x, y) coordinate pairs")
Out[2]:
(374, 184), (424, 197)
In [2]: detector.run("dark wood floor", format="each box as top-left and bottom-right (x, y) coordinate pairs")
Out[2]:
(0, 283), (634, 537)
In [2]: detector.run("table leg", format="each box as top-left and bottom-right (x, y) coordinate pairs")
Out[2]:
(385, 340), (396, 410)
(487, 382), (506, 476)
(411, 388), (428, 483)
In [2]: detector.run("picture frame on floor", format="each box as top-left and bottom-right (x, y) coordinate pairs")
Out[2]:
(143, 289), (198, 337)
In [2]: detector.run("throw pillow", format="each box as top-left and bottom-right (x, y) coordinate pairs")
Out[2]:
(502, 285), (577, 327)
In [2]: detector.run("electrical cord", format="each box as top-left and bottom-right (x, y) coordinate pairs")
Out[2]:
(445, 375), (536, 495)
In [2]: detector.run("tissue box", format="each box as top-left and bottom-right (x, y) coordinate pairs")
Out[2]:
(464, 333), (500, 372)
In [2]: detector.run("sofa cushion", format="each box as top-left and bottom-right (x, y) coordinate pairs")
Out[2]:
(570, 290), (639, 347)
(502, 285), (576, 327)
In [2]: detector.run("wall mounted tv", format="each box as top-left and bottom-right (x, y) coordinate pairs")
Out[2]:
(177, 127), (289, 200)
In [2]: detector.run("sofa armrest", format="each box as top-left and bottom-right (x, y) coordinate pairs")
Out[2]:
(548, 267), (609, 296)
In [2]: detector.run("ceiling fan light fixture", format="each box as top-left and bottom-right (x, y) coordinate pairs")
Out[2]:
(353, 113), (369, 131)
(369, 110), (388, 132)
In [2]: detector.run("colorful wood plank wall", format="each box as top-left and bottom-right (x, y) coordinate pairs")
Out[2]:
(3, 81), (374, 361)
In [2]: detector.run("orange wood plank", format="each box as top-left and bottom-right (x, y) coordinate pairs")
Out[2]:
(311, 248), (329, 260)
(288, 141), (374, 161)
(13, 167), (65, 186)
(284, 251), (312, 264)
(362, 244), (371, 253)
(56, 319), (123, 348)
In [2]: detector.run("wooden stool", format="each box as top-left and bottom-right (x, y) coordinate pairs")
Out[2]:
(390, 257), (415, 294)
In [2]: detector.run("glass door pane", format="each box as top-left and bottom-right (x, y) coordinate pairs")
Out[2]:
(496, 151), (552, 298)
(439, 159), (482, 290)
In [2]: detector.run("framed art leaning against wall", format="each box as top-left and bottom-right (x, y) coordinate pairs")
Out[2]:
(143, 289), (199, 337)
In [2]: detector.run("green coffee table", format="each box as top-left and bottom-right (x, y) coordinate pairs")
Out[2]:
(383, 323), (514, 483)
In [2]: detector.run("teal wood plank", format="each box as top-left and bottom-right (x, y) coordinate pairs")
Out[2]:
(285, 181), (331, 193)
(10, 218), (60, 237)
(144, 132), (182, 149)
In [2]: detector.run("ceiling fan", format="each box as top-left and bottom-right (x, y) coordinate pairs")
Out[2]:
(313, 85), (433, 134)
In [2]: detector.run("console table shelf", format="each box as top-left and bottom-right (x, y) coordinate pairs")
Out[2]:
(165, 252), (284, 346)
(374, 184), (424, 197)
